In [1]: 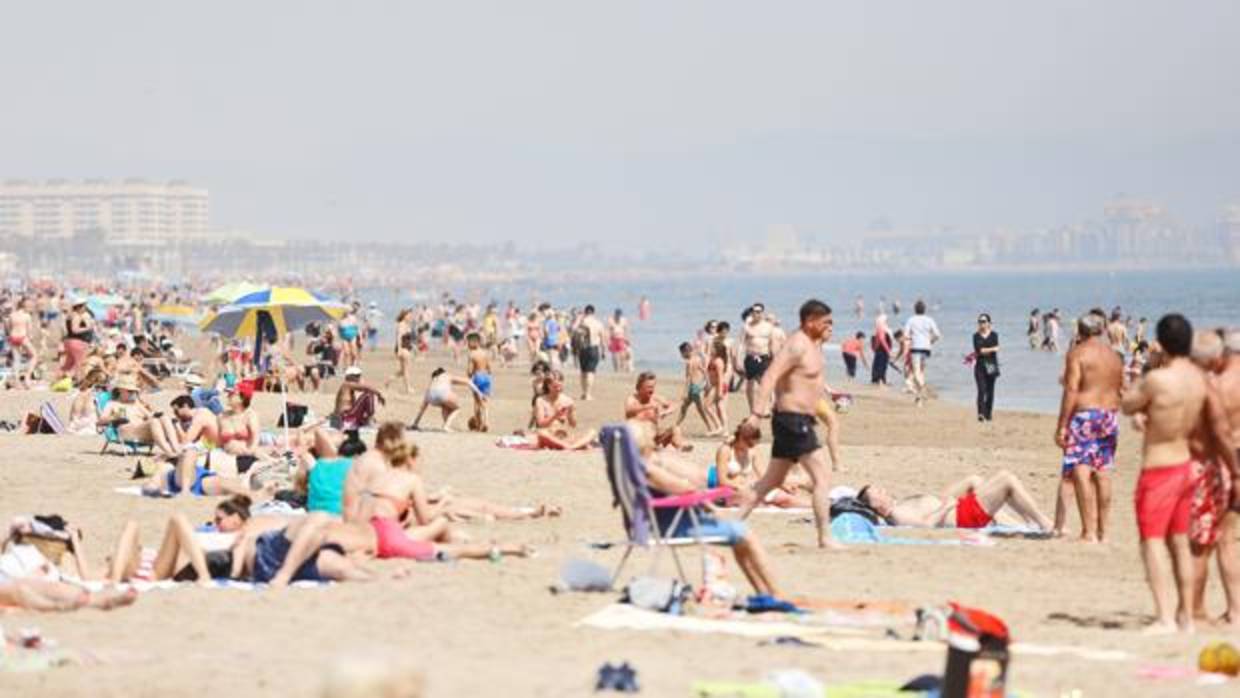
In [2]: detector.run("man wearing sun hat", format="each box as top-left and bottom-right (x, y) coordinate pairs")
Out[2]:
(332, 365), (386, 430)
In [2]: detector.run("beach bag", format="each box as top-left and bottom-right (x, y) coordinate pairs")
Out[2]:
(622, 576), (692, 614)
(278, 403), (308, 428)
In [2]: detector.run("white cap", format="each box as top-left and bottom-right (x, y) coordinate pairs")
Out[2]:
(344, 366), (362, 377)
(183, 373), (204, 387)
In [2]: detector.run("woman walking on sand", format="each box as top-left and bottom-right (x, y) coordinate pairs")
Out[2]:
(972, 313), (1000, 422)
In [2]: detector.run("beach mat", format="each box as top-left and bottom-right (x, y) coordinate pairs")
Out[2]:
(577, 604), (915, 644)
(77, 579), (332, 592)
(579, 604), (1132, 662)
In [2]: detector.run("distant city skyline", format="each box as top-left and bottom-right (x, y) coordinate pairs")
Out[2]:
(2, 2), (1238, 252)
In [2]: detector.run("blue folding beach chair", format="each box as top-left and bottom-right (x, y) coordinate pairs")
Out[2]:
(600, 424), (735, 587)
(96, 391), (154, 456)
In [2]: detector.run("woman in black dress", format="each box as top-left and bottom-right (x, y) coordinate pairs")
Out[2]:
(972, 314), (1000, 421)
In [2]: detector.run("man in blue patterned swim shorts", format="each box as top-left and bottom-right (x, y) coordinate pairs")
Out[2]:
(1054, 311), (1124, 542)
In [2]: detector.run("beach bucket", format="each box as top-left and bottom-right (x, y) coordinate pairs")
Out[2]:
(942, 604), (1010, 698)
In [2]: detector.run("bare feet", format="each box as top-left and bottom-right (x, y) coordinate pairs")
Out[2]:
(1139, 620), (1178, 636)
(88, 587), (139, 610)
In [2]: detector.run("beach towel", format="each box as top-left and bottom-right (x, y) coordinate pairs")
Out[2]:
(829, 513), (974, 546)
(496, 435), (538, 450)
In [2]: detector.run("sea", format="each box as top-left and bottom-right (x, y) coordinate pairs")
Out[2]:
(362, 268), (1239, 415)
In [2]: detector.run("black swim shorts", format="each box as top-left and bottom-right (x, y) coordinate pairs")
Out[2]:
(578, 345), (600, 373)
(770, 411), (820, 460)
(743, 353), (771, 381)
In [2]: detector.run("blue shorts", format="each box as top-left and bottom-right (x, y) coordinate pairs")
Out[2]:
(663, 512), (746, 545)
(339, 326), (359, 342)
(166, 465), (214, 496)
(471, 372), (492, 397)
(252, 530), (326, 584)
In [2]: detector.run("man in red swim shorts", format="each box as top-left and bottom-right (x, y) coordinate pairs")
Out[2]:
(858, 470), (1053, 531)
(1122, 314), (1236, 634)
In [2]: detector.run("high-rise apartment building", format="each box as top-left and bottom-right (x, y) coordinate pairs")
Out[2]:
(0, 179), (208, 242)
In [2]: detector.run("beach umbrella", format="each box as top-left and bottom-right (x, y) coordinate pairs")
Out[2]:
(85, 293), (127, 320)
(199, 286), (346, 443)
(201, 281), (264, 306)
(150, 304), (202, 328)
(199, 287), (345, 338)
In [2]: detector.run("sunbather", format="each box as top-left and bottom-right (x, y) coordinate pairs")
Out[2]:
(214, 383), (261, 456)
(106, 496), (252, 584)
(140, 453), (256, 498)
(96, 375), (182, 457)
(857, 471), (1053, 530)
(355, 422), (560, 525)
(710, 423), (808, 508)
(333, 366), (386, 430)
(532, 370), (596, 450)
(0, 577), (137, 612)
(630, 421), (781, 596)
(262, 511), (534, 589)
(66, 368), (109, 435)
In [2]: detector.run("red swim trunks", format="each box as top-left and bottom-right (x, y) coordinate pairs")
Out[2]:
(370, 516), (437, 561)
(1190, 459), (1233, 550)
(1135, 462), (1194, 540)
(955, 492), (993, 529)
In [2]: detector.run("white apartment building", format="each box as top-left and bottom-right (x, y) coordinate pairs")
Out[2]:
(0, 179), (208, 242)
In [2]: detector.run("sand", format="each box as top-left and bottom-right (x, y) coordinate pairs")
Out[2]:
(1, 344), (1235, 697)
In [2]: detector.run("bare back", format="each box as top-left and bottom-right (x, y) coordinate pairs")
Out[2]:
(1068, 338), (1124, 412)
(1217, 355), (1240, 446)
(1131, 359), (1207, 466)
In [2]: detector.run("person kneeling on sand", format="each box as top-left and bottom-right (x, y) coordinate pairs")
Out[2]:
(857, 471), (1053, 531)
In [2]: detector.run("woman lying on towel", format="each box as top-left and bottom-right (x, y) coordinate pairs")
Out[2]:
(0, 523), (137, 611)
(351, 423), (560, 524)
(857, 471), (1053, 531)
(252, 510), (533, 589)
(629, 421), (782, 597)
(140, 452), (259, 498)
(106, 495), (252, 585)
(0, 577), (137, 612)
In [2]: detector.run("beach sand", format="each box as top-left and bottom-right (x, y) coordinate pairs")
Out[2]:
(1, 345), (1234, 697)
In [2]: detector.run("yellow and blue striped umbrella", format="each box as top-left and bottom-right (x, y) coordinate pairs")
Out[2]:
(201, 281), (265, 306)
(199, 287), (346, 338)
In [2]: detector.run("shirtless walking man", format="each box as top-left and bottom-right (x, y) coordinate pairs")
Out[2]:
(739, 299), (838, 549)
(575, 305), (606, 401)
(1121, 314), (1232, 634)
(739, 303), (777, 412)
(1053, 313), (1124, 542)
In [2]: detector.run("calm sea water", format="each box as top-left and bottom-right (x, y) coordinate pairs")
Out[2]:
(364, 269), (1239, 414)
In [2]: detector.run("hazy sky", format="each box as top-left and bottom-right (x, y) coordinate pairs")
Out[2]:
(4, 1), (1238, 250)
